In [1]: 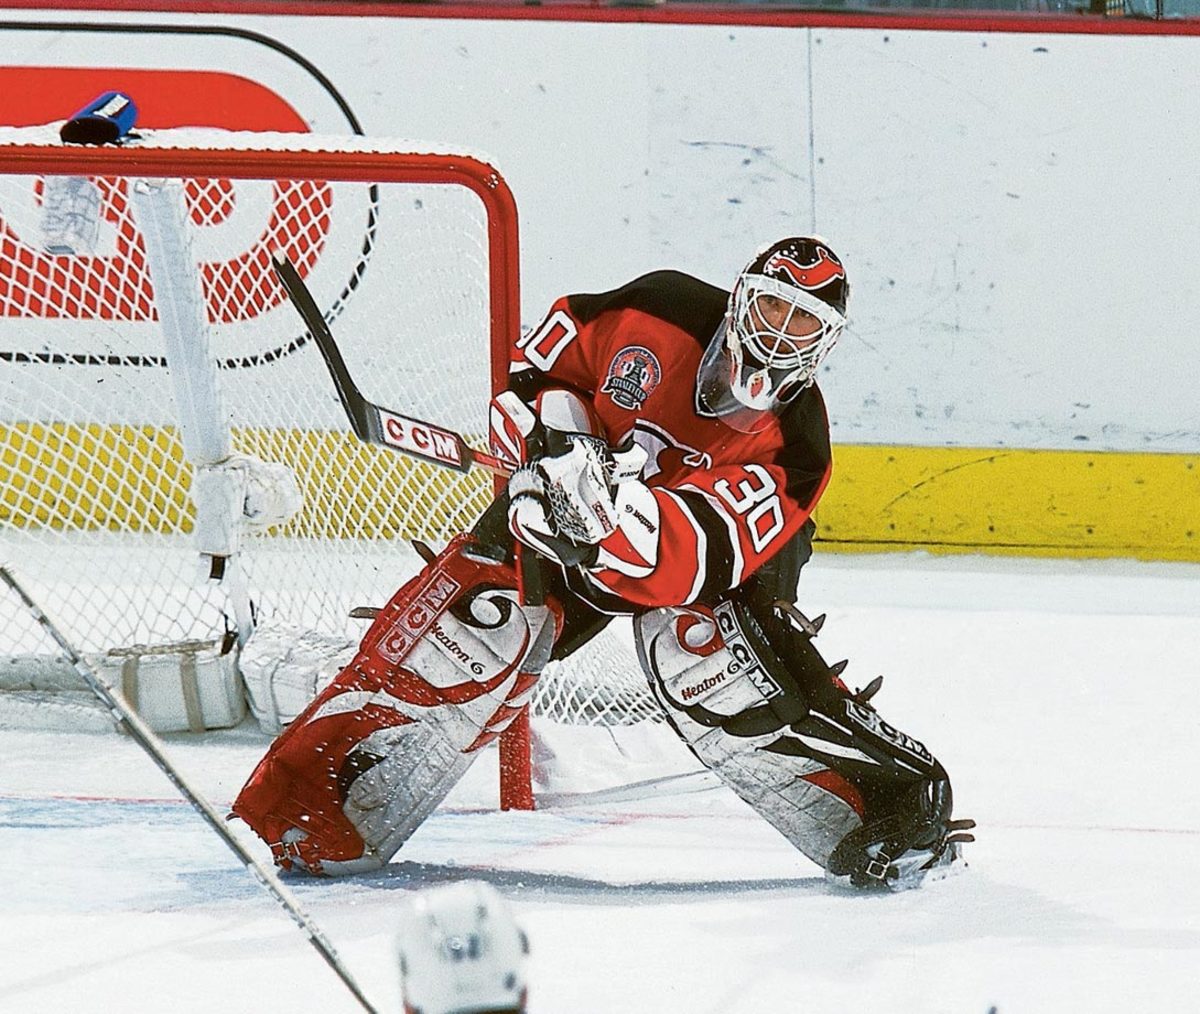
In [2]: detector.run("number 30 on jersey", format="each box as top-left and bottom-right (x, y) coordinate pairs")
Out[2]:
(713, 465), (785, 553)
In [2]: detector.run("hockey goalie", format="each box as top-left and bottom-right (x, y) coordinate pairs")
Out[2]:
(233, 236), (974, 889)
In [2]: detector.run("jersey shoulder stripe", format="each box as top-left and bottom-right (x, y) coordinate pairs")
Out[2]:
(566, 271), (728, 347)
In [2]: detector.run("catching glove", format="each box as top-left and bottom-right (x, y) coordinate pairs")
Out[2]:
(491, 387), (648, 567)
(508, 434), (646, 567)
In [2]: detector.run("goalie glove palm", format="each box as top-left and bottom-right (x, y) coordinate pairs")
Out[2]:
(508, 435), (647, 566)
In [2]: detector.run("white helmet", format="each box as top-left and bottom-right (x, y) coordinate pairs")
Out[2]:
(396, 881), (529, 1014)
(697, 236), (849, 432)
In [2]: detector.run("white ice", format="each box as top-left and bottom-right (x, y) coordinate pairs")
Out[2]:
(2, 551), (1198, 1014)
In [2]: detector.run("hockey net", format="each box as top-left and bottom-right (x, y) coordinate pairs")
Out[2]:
(0, 126), (667, 804)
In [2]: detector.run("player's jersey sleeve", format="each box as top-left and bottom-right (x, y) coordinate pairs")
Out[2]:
(510, 270), (726, 404)
(578, 436), (831, 610)
(510, 296), (608, 400)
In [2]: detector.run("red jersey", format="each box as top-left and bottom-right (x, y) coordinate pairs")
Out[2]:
(511, 270), (832, 612)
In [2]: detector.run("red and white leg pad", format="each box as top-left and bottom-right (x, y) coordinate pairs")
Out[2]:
(634, 603), (864, 871)
(232, 535), (559, 875)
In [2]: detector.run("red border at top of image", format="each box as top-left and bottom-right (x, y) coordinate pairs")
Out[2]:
(1, 0), (1197, 36)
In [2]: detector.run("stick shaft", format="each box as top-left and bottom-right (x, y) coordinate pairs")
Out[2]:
(272, 253), (510, 477)
(0, 566), (380, 1014)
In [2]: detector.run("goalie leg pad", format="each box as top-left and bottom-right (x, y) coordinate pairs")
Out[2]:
(232, 535), (559, 875)
(635, 598), (969, 886)
(634, 603), (864, 870)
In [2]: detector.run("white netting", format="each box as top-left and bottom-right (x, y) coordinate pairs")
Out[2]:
(0, 127), (659, 738)
(533, 627), (662, 725)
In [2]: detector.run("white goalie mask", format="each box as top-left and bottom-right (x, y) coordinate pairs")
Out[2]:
(397, 881), (529, 1014)
(697, 237), (849, 432)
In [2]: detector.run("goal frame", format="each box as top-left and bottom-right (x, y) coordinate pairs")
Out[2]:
(0, 136), (538, 810)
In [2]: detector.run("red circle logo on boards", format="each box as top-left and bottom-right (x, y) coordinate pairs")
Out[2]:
(0, 66), (330, 324)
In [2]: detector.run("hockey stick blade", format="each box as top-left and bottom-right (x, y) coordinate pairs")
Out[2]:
(271, 253), (509, 476)
(0, 566), (381, 1014)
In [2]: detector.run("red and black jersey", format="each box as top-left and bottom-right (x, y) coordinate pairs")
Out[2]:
(511, 270), (832, 612)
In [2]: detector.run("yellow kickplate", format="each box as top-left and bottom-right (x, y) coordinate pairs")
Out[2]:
(1, 422), (490, 540)
(815, 444), (1200, 562)
(5, 424), (1197, 561)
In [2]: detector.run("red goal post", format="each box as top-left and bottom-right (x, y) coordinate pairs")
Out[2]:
(0, 130), (518, 396)
(0, 125), (661, 813)
(0, 127), (539, 790)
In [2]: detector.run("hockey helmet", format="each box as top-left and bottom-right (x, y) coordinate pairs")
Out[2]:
(697, 237), (849, 431)
(396, 881), (529, 1014)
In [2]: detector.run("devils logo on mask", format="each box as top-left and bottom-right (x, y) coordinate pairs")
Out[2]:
(763, 246), (846, 291)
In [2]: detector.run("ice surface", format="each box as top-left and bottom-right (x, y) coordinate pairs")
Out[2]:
(2, 551), (1198, 1013)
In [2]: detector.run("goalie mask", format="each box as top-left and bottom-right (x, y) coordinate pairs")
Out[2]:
(396, 881), (529, 1014)
(697, 237), (848, 432)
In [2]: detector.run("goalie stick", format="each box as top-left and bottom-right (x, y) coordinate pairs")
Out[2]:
(271, 252), (511, 477)
(0, 566), (381, 1014)
(271, 248), (552, 602)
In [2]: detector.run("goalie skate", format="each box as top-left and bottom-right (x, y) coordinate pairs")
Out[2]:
(231, 535), (559, 875)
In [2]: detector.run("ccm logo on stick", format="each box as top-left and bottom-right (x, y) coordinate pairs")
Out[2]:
(381, 411), (462, 467)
